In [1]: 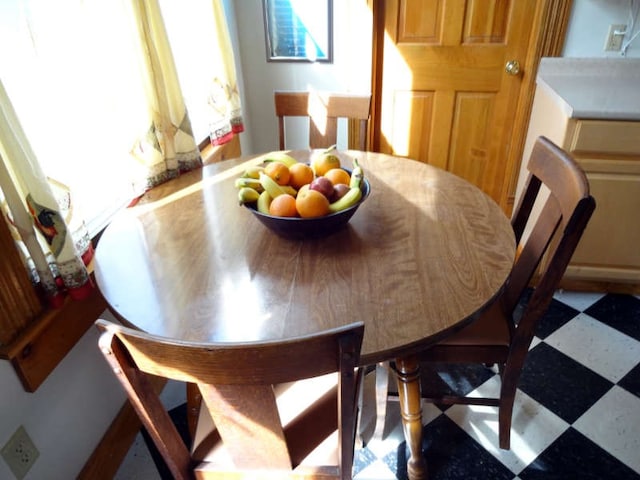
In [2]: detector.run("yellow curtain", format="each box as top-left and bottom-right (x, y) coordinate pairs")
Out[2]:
(208, 0), (245, 145)
(126, 0), (203, 191)
(0, 79), (92, 305)
(0, 0), (244, 307)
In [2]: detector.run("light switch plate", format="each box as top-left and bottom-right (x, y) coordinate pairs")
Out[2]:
(604, 24), (626, 51)
(1, 426), (39, 480)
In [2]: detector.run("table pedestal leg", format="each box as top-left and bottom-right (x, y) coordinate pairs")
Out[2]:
(395, 355), (427, 480)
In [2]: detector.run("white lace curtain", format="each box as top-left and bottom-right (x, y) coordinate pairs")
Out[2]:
(0, 0), (243, 307)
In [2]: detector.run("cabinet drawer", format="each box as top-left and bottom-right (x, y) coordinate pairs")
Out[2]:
(579, 158), (640, 175)
(570, 120), (640, 156)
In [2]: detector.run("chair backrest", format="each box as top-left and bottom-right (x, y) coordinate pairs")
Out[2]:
(504, 136), (595, 348)
(274, 91), (371, 150)
(96, 319), (364, 480)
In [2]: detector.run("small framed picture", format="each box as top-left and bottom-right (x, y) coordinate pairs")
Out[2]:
(263, 0), (333, 63)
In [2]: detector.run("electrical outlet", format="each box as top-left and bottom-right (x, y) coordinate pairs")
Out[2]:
(1, 426), (39, 480)
(604, 24), (626, 51)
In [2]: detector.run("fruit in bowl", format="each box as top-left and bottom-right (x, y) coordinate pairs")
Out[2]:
(309, 176), (334, 200)
(331, 183), (351, 202)
(311, 145), (341, 176)
(235, 148), (370, 238)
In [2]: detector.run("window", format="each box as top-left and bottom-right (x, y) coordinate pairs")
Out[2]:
(0, 0), (223, 236)
(263, 0), (333, 63)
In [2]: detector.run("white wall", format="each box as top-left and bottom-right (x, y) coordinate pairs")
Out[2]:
(0, 310), (125, 480)
(563, 0), (640, 58)
(234, 0), (373, 154)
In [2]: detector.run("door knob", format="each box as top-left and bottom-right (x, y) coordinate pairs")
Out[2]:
(505, 60), (521, 76)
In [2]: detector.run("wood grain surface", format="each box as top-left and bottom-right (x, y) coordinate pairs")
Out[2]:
(94, 151), (514, 365)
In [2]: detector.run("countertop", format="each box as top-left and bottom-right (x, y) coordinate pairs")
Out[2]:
(536, 57), (640, 120)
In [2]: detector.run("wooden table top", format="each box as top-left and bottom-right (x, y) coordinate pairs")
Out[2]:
(94, 150), (515, 365)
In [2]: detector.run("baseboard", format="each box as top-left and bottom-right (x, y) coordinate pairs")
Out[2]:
(78, 377), (166, 479)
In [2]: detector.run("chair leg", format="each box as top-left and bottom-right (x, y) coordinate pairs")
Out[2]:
(498, 362), (518, 450)
(498, 399), (513, 450)
(355, 367), (367, 448)
(372, 362), (390, 441)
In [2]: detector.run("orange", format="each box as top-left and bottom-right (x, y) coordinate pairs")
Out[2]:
(289, 163), (314, 189)
(297, 184), (310, 196)
(269, 194), (297, 217)
(264, 161), (291, 186)
(324, 168), (351, 186)
(312, 153), (341, 177)
(295, 189), (330, 218)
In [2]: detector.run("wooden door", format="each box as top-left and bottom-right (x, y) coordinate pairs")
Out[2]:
(371, 0), (571, 211)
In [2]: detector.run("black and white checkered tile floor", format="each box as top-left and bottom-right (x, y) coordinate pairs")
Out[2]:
(354, 291), (640, 480)
(116, 291), (640, 480)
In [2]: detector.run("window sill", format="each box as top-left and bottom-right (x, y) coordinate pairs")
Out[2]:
(200, 134), (241, 165)
(0, 277), (107, 392)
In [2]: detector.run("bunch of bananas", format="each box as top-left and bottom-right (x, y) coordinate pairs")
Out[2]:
(235, 150), (365, 217)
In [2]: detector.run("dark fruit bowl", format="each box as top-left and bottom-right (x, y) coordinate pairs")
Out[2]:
(244, 176), (370, 239)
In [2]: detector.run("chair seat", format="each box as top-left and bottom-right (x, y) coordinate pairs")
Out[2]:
(195, 463), (339, 480)
(195, 434), (340, 479)
(193, 374), (342, 476)
(438, 301), (511, 347)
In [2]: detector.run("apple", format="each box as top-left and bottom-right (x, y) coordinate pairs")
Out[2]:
(331, 183), (350, 202)
(309, 176), (334, 199)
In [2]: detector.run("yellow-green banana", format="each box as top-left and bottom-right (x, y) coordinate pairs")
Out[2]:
(259, 172), (286, 198)
(350, 159), (363, 189)
(237, 187), (261, 205)
(328, 187), (362, 213)
(234, 177), (263, 191)
(242, 165), (265, 179)
(263, 151), (297, 168)
(257, 190), (272, 214)
(280, 185), (298, 196)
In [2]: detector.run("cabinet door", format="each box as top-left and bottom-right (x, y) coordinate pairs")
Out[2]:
(566, 157), (640, 284)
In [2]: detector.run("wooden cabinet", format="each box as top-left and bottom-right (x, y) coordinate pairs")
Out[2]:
(0, 211), (43, 345)
(518, 81), (640, 293)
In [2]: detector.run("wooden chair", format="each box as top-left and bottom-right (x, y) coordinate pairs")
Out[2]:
(96, 319), (364, 479)
(274, 91), (371, 150)
(371, 136), (596, 449)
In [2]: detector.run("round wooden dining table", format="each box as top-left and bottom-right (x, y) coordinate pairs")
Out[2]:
(94, 150), (515, 480)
